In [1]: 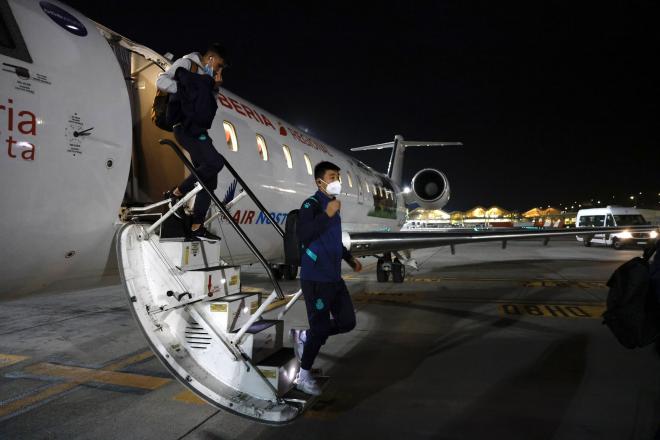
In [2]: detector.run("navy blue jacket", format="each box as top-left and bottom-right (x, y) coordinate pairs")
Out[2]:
(167, 67), (218, 137)
(297, 190), (354, 282)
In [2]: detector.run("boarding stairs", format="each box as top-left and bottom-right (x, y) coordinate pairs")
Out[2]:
(117, 140), (321, 424)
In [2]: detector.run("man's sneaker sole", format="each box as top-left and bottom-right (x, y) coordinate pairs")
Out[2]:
(295, 379), (321, 396)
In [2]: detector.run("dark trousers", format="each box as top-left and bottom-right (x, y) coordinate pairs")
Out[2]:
(173, 125), (225, 224)
(300, 279), (356, 370)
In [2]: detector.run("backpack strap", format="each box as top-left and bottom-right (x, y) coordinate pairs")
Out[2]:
(300, 195), (322, 261)
(643, 240), (659, 261)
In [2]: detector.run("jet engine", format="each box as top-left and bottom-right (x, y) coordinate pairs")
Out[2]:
(405, 168), (450, 209)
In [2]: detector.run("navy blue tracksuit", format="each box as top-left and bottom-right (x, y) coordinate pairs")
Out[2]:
(297, 190), (356, 370)
(168, 66), (224, 224)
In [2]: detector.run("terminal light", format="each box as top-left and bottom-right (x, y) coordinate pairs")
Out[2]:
(630, 196), (635, 200)
(403, 187), (411, 194)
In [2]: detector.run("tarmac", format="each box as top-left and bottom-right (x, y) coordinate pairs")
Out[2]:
(1, 237), (659, 439)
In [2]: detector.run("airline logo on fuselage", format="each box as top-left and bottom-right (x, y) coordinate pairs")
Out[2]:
(217, 209), (288, 226)
(217, 93), (332, 156)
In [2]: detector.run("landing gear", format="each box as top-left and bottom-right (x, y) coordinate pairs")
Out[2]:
(271, 266), (283, 280)
(376, 258), (390, 282)
(391, 259), (405, 283)
(282, 264), (298, 280)
(272, 264), (298, 280)
(376, 254), (405, 283)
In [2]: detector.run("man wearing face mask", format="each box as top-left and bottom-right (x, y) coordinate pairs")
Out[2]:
(156, 43), (227, 241)
(291, 161), (363, 395)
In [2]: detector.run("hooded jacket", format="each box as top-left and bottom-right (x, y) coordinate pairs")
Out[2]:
(156, 53), (218, 136)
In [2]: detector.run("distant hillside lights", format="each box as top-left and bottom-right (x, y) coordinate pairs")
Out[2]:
(1, 98), (37, 161)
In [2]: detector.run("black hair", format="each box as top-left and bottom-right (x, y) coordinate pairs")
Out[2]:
(314, 161), (340, 181)
(205, 43), (228, 62)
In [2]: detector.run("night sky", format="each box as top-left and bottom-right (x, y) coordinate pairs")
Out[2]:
(62, 1), (659, 212)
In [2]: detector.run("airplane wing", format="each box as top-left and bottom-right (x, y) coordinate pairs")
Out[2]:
(345, 226), (658, 257)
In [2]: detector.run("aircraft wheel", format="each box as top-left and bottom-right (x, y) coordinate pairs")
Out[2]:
(376, 258), (389, 282)
(282, 264), (298, 280)
(392, 260), (405, 283)
(271, 266), (283, 280)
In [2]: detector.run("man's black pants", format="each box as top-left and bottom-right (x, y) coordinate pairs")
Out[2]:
(173, 125), (225, 225)
(300, 279), (356, 370)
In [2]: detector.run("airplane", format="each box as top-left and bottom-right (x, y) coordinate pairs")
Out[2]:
(2, 0), (657, 424)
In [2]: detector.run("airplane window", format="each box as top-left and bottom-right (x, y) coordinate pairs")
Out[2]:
(0, 1), (32, 63)
(223, 121), (238, 152)
(347, 172), (353, 188)
(282, 145), (293, 169)
(303, 153), (312, 175)
(256, 134), (268, 161)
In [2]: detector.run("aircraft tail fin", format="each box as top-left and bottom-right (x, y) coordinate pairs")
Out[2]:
(348, 135), (462, 186)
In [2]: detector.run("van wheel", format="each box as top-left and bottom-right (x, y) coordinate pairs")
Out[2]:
(583, 240), (591, 247)
(612, 238), (623, 250)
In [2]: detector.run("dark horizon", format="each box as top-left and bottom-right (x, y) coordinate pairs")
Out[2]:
(61, 1), (659, 212)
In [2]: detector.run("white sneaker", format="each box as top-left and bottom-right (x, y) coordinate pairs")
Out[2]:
(290, 329), (305, 362)
(296, 375), (321, 396)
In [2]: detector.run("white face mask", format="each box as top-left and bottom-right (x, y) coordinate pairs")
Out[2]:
(320, 179), (341, 196)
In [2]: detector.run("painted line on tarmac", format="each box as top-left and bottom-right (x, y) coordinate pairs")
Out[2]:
(498, 303), (606, 319)
(173, 389), (206, 405)
(344, 274), (606, 288)
(0, 353), (30, 368)
(0, 350), (160, 420)
(19, 362), (171, 390)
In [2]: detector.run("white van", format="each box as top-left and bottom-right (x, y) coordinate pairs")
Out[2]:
(575, 206), (657, 249)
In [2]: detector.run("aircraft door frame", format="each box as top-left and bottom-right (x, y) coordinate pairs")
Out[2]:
(354, 170), (364, 204)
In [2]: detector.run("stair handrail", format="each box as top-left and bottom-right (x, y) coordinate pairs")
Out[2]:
(220, 159), (285, 238)
(160, 139), (285, 300)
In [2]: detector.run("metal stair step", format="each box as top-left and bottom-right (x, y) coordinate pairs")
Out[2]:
(283, 376), (330, 405)
(256, 347), (298, 396)
(158, 239), (222, 271)
(237, 319), (284, 364)
(195, 292), (260, 333)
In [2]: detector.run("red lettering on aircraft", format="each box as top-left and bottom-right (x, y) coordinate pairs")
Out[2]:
(217, 93), (277, 131)
(1, 98), (37, 161)
(216, 93), (331, 156)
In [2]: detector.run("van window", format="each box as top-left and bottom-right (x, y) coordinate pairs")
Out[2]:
(0, 1), (32, 63)
(223, 121), (238, 152)
(578, 215), (605, 227)
(606, 214), (614, 226)
(614, 215), (646, 226)
(256, 134), (268, 161)
(282, 145), (293, 169)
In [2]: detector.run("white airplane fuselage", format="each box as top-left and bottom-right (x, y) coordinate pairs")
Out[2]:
(0, 0), (408, 296)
